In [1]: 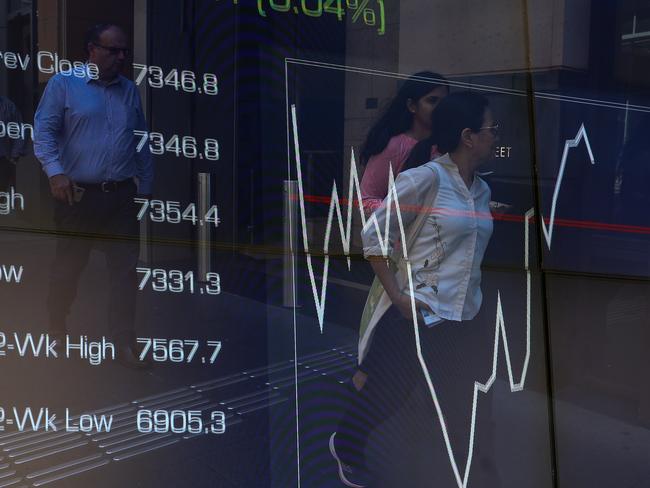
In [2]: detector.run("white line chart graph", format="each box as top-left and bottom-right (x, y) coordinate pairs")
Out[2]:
(290, 104), (594, 487)
(540, 124), (596, 249)
(291, 106), (390, 333)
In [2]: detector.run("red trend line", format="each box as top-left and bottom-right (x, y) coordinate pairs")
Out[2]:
(298, 193), (650, 236)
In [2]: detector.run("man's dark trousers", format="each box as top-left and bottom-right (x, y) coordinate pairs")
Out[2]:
(47, 179), (139, 346)
(0, 157), (16, 192)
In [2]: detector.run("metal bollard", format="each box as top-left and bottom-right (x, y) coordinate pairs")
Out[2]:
(198, 172), (211, 280)
(283, 180), (299, 308)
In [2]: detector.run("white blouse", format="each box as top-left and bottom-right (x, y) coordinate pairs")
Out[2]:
(361, 153), (493, 322)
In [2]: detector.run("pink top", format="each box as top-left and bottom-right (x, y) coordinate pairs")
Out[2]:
(361, 133), (437, 215)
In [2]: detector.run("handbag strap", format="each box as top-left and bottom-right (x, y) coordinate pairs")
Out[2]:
(402, 164), (439, 258)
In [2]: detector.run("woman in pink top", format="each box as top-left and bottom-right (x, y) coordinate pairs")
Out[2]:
(352, 73), (449, 401)
(360, 71), (449, 215)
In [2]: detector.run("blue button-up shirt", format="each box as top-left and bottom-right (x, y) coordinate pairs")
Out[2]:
(34, 71), (153, 194)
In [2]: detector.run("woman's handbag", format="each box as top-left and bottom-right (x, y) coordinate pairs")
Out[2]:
(358, 164), (440, 363)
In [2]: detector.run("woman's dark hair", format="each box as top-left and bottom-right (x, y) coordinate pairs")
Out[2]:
(360, 71), (448, 164)
(402, 91), (489, 171)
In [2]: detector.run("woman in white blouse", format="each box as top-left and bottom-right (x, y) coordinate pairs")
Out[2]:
(330, 92), (498, 487)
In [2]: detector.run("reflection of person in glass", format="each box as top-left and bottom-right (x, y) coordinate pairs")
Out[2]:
(616, 119), (650, 228)
(33, 23), (153, 369)
(330, 92), (498, 487)
(360, 72), (448, 217)
(353, 72), (448, 394)
(0, 96), (27, 192)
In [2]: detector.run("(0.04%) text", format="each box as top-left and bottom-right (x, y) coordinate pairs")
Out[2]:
(243, 0), (386, 35)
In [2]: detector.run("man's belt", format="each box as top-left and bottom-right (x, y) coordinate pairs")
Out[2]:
(77, 179), (133, 193)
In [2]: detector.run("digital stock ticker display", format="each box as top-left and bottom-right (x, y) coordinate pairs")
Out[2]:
(1, 1), (650, 487)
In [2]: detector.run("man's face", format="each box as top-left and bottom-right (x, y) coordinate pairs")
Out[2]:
(87, 27), (128, 81)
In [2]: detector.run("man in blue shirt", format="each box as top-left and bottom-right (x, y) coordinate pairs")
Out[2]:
(34, 23), (153, 369)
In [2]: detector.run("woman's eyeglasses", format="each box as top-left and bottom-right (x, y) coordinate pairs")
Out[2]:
(479, 124), (499, 136)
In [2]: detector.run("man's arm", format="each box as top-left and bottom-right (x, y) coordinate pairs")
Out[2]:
(7, 100), (26, 161)
(367, 256), (432, 320)
(361, 168), (436, 320)
(133, 88), (153, 196)
(34, 76), (73, 204)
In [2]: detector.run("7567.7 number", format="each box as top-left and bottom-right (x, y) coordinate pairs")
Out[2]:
(136, 338), (222, 364)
